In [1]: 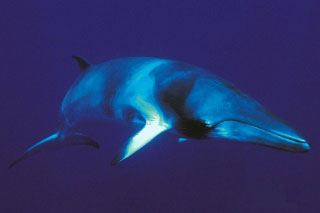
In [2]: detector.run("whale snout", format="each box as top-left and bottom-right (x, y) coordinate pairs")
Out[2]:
(209, 118), (310, 152)
(261, 127), (310, 152)
(295, 141), (310, 152)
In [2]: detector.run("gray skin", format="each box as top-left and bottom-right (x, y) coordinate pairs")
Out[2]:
(9, 56), (309, 168)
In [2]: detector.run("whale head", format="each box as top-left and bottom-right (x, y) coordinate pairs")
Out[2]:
(185, 76), (309, 152)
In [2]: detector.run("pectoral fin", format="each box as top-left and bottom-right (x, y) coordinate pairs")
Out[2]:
(111, 121), (169, 165)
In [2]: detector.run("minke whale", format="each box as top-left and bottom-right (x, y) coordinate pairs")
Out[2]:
(9, 56), (310, 168)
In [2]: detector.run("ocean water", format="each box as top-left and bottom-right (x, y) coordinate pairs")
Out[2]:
(1, 0), (319, 212)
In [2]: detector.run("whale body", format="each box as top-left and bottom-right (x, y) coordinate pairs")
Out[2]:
(9, 56), (310, 168)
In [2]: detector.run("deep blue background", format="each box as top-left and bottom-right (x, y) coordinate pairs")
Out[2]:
(1, 0), (319, 212)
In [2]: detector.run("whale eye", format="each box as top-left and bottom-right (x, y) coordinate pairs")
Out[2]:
(176, 118), (214, 139)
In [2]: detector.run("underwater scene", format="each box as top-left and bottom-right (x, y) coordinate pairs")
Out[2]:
(1, 0), (319, 212)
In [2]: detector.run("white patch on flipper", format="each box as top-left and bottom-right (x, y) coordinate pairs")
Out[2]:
(116, 97), (171, 163)
(111, 60), (173, 164)
(123, 120), (169, 160)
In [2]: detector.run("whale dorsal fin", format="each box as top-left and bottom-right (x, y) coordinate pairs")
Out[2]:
(72, 55), (90, 71)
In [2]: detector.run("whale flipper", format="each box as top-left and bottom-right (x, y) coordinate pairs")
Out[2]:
(8, 132), (99, 168)
(111, 121), (170, 165)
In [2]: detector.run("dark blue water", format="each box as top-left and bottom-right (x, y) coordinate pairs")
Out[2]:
(1, 0), (319, 212)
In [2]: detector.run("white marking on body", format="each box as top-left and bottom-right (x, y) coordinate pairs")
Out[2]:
(123, 120), (169, 160)
(113, 59), (167, 122)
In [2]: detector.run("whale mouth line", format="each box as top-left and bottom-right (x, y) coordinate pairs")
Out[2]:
(212, 119), (307, 144)
(240, 121), (306, 144)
